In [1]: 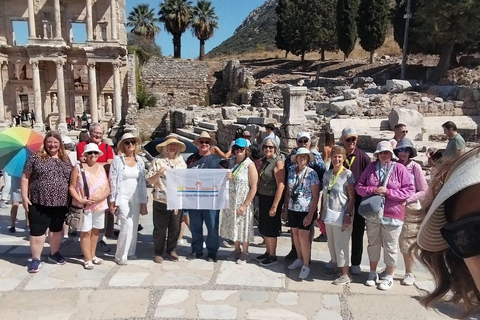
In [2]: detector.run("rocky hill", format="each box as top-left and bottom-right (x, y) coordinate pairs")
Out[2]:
(208, 0), (278, 57)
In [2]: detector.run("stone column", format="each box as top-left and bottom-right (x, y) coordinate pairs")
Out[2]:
(86, 0), (93, 41)
(28, 0), (36, 38)
(56, 60), (67, 132)
(111, 0), (118, 40)
(112, 61), (122, 123)
(54, 0), (62, 39)
(88, 62), (98, 123)
(31, 60), (44, 131)
(0, 63), (5, 123)
(280, 86), (308, 151)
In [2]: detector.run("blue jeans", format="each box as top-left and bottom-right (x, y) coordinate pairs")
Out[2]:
(189, 209), (220, 256)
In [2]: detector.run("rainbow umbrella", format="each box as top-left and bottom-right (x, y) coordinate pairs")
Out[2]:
(0, 127), (43, 177)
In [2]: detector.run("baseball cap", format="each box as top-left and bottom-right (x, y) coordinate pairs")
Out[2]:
(233, 138), (248, 148)
(342, 127), (358, 138)
(297, 132), (311, 141)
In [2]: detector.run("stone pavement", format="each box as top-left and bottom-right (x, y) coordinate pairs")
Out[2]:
(0, 201), (464, 320)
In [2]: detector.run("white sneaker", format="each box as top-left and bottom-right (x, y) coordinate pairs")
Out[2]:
(378, 277), (394, 290)
(288, 259), (304, 270)
(325, 260), (335, 269)
(177, 239), (185, 245)
(402, 273), (415, 286)
(351, 265), (361, 275)
(299, 265), (310, 279)
(365, 272), (378, 286)
(378, 269), (387, 280)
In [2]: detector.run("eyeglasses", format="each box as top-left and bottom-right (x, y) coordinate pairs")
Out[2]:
(124, 140), (136, 146)
(297, 139), (309, 144)
(441, 214), (480, 259)
(263, 145), (275, 150)
(198, 140), (210, 145)
(402, 130), (408, 134)
(345, 137), (357, 143)
(92, 131), (103, 136)
(86, 151), (99, 155)
(396, 147), (411, 153)
(233, 147), (246, 152)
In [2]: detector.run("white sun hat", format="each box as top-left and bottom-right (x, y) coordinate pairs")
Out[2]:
(291, 147), (314, 162)
(83, 142), (104, 157)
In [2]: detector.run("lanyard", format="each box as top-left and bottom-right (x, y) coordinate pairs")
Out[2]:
(232, 158), (247, 180)
(345, 156), (355, 169)
(259, 158), (271, 178)
(327, 167), (344, 199)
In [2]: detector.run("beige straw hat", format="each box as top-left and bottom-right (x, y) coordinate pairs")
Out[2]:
(194, 131), (217, 146)
(156, 134), (186, 153)
(117, 133), (141, 151)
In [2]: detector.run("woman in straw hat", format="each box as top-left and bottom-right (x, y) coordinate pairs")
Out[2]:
(356, 141), (414, 290)
(146, 134), (187, 263)
(414, 147), (480, 317)
(109, 133), (148, 265)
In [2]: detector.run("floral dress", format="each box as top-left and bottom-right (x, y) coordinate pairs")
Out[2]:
(220, 158), (255, 242)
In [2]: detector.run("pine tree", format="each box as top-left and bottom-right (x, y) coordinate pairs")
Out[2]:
(317, 0), (338, 61)
(337, 0), (359, 60)
(275, 0), (294, 58)
(289, 0), (323, 60)
(358, 0), (388, 63)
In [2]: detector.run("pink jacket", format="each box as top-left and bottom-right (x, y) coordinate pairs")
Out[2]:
(356, 161), (415, 221)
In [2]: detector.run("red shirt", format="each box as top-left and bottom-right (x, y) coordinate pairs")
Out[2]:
(76, 141), (114, 163)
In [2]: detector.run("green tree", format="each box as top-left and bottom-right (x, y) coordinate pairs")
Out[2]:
(127, 33), (163, 65)
(127, 4), (160, 42)
(317, 0), (338, 61)
(337, 0), (359, 60)
(192, 0), (218, 61)
(358, 0), (389, 63)
(275, 0), (294, 58)
(159, 0), (193, 58)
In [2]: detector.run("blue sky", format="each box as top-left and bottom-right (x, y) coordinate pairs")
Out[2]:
(14, 0), (266, 59)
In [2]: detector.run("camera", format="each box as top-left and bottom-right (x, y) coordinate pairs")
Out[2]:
(291, 192), (299, 202)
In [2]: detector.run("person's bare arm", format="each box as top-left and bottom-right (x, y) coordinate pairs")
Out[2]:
(21, 171), (32, 213)
(270, 160), (285, 217)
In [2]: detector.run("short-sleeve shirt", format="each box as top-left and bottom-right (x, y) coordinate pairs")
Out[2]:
(322, 168), (355, 214)
(443, 133), (466, 158)
(24, 153), (72, 207)
(76, 141), (114, 163)
(287, 165), (320, 212)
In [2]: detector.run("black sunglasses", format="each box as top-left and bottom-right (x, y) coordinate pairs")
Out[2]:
(297, 139), (309, 144)
(198, 140), (210, 145)
(233, 146), (246, 151)
(87, 151), (99, 155)
(263, 145), (275, 150)
(124, 140), (136, 146)
(402, 130), (409, 134)
(441, 214), (480, 259)
(396, 147), (411, 153)
(345, 137), (357, 143)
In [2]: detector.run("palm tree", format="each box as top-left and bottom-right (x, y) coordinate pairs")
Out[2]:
(159, 0), (193, 58)
(192, 0), (218, 61)
(127, 4), (160, 42)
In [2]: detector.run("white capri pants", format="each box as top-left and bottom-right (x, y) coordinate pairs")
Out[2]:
(80, 211), (105, 233)
(325, 223), (352, 268)
(366, 221), (402, 266)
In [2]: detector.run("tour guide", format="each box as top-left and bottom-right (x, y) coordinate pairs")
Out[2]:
(185, 131), (223, 262)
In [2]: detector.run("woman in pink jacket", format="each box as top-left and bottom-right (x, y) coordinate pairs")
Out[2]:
(356, 141), (414, 291)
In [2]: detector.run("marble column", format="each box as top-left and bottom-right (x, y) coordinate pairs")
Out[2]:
(54, 0), (62, 39)
(86, 0), (93, 41)
(31, 60), (44, 130)
(56, 60), (67, 132)
(88, 62), (98, 123)
(28, 0), (36, 38)
(111, 0), (118, 40)
(112, 61), (121, 123)
(0, 63), (5, 123)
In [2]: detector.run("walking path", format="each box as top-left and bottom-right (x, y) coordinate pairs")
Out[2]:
(0, 199), (464, 320)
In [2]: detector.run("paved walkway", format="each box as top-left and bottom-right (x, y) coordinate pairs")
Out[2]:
(0, 200), (463, 320)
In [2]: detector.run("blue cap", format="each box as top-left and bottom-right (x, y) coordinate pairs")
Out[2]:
(234, 138), (248, 148)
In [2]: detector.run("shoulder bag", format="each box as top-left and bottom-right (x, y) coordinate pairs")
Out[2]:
(358, 162), (395, 222)
(66, 164), (90, 229)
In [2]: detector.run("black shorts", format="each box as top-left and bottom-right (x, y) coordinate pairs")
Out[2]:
(288, 210), (317, 231)
(28, 204), (68, 236)
(258, 194), (283, 238)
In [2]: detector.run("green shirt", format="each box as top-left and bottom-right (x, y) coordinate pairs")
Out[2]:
(444, 133), (466, 158)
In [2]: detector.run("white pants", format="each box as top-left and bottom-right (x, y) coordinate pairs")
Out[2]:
(325, 223), (352, 268)
(1, 171), (11, 202)
(114, 192), (140, 261)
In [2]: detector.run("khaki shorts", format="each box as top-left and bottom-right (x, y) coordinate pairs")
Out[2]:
(399, 222), (420, 254)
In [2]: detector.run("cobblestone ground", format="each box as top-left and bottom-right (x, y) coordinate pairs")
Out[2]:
(0, 199), (466, 320)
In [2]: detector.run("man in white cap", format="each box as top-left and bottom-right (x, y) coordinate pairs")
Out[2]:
(340, 126), (371, 275)
(284, 131), (326, 260)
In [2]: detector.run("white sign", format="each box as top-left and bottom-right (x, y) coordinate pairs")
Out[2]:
(166, 169), (229, 210)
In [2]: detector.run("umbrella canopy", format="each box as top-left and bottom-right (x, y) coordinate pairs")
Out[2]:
(144, 136), (198, 158)
(0, 127), (43, 177)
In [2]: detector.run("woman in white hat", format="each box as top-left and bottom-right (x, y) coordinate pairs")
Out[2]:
(69, 143), (110, 269)
(109, 133), (148, 265)
(356, 141), (415, 290)
(283, 147), (320, 280)
(414, 147), (480, 317)
(146, 135), (187, 263)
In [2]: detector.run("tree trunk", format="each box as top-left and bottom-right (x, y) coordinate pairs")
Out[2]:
(450, 49), (459, 67)
(301, 51), (305, 61)
(427, 43), (454, 84)
(321, 48), (325, 61)
(173, 33), (181, 58)
(199, 39), (205, 61)
(284, 51), (289, 58)
(344, 52), (348, 61)
(370, 50), (374, 64)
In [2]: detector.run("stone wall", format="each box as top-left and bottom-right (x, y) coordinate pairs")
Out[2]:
(140, 57), (208, 108)
(136, 106), (170, 141)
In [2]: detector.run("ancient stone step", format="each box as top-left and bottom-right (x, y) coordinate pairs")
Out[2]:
(194, 126), (216, 134)
(175, 128), (200, 141)
(198, 121), (217, 130)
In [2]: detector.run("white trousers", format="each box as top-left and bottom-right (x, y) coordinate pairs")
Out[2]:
(325, 223), (352, 268)
(114, 192), (140, 261)
(1, 171), (11, 201)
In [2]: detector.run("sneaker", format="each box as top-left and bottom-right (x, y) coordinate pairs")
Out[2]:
(27, 258), (41, 273)
(333, 274), (352, 285)
(378, 277), (394, 290)
(154, 255), (164, 264)
(257, 239), (266, 247)
(402, 273), (415, 286)
(351, 265), (362, 275)
(92, 256), (104, 265)
(177, 239), (186, 245)
(97, 240), (111, 253)
(222, 239), (234, 248)
(206, 254), (217, 262)
(285, 249), (298, 260)
(0, 202), (7, 208)
(83, 260), (94, 270)
(115, 258), (128, 266)
(260, 255), (278, 267)
(378, 269), (387, 280)
(227, 251), (241, 261)
(48, 251), (66, 265)
(236, 253), (249, 265)
(288, 258), (304, 270)
(323, 268), (339, 277)
(313, 234), (327, 242)
(187, 252), (203, 260)
(365, 272), (378, 286)
(299, 265), (310, 279)
(255, 252), (269, 262)
(169, 251), (179, 262)
(9, 226), (16, 233)
(325, 260), (335, 270)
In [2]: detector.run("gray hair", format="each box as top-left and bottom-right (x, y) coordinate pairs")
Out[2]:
(89, 123), (103, 135)
(261, 137), (280, 158)
(63, 142), (75, 151)
(310, 136), (318, 148)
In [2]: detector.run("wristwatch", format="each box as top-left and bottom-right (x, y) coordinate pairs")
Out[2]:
(346, 213), (353, 217)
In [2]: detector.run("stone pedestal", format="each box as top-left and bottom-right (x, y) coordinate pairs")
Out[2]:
(280, 124), (305, 152)
(282, 86), (308, 125)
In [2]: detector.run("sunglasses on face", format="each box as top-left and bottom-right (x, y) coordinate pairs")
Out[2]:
(86, 151), (99, 155)
(263, 145), (275, 150)
(124, 140), (136, 146)
(396, 147), (411, 153)
(198, 140), (210, 145)
(402, 130), (408, 134)
(441, 214), (480, 259)
(233, 147), (246, 152)
(297, 139), (309, 144)
(243, 135), (251, 138)
(345, 137), (357, 143)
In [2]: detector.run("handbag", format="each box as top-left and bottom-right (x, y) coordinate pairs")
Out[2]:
(358, 162), (395, 222)
(66, 164), (89, 229)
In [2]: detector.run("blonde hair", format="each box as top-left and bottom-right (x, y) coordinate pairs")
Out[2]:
(118, 139), (141, 156)
(331, 146), (346, 159)
(39, 131), (69, 163)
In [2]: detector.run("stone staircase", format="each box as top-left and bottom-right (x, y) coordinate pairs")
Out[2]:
(175, 121), (218, 142)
